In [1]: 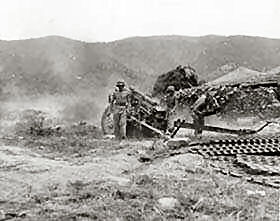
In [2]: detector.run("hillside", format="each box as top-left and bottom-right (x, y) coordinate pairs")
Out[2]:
(210, 66), (280, 86)
(0, 36), (150, 99)
(267, 66), (280, 75)
(0, 35), (280, 122)
(207, 63), (240, 82)
(109, 35), (280, 80)
(0, 36), (279, 221)
(1, 35), (280, 97)
(209, 67), (265, 85)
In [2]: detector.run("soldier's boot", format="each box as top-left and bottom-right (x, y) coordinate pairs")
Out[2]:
(194, 130), (202, 139)
(193, 114), (204, 139)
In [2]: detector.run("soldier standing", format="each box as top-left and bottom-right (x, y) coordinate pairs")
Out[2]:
(109, 80), (131, 140)
(164, 85), (178, 132)
(191, 93), (207, 138)
(191, 91), (219, 138)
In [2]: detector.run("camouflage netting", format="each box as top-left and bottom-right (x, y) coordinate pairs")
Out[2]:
(152, 64), (280, 119)
(176, 85), (280, 118)
(222, 87), (280, 118)
(152, 65), (200, 97)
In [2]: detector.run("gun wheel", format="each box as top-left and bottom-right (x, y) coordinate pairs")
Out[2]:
(101, 105), (114, 135)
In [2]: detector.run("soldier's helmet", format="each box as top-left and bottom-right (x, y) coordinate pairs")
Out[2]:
(116, 80), (125, 87)
(166, 85), (175, 92)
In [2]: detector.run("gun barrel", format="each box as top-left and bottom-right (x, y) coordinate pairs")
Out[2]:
(129, 87), (158, 106)
(180, 121), (257, 135)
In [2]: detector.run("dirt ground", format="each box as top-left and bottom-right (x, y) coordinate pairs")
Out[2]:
(0, 126), (279, 221)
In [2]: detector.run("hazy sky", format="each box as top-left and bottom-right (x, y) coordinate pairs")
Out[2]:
(0, 0), (279, 42)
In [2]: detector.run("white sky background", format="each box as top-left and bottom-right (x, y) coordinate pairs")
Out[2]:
(0, 0), (279, 42)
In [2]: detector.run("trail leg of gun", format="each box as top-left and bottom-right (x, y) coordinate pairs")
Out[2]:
(171, 120), (185, 138)
(130, 116), (168, 138)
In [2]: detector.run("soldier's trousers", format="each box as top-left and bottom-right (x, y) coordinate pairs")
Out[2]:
(167, 112), (176, 132)
(192, 113), (205, 137)
(113, 109), (127, 140)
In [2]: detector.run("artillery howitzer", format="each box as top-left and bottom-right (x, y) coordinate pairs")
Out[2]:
(101, 87), (169, 138)
(101, 83), (273, 138)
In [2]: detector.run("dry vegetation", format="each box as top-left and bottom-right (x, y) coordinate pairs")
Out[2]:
(0, 153), (278, 220)
(1, 35), (280, 220)
(0, 87), (279, 220)
(0, 121), (278, 220)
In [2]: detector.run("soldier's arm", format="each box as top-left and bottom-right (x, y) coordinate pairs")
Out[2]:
(160, 96), (167, 106)
(212, 96), (220, 108)
(124, 91), (132, 112)
(108, 94), (112, 103)
(192, 95), (206, 114)
(109, 91), (116, 104)
(108, 92), (115, 113)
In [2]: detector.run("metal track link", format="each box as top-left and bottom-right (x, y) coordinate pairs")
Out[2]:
(190, 136), (280, 156)
(187, 136), (280, 188)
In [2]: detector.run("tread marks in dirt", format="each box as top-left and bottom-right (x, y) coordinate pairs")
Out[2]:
(188, 136), (280, 188)
(235, 155), (280, 175)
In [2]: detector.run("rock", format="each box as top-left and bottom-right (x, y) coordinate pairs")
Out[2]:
(138, 153), (153, 162)
(151, 140), (167, 151)
(0, 210), (5, 220)
(246, 189), (266, 196)
(135, 174), (153, 185)
(196, 215), (214, 221)
(117, 178), (131, 187)
(151, 216), (164, 221)
(109, 176), (131, 186)
(103, 134), (115, 139)
(166, 138), (191, 149)
(114, 190), (137, 200)
(108, 176), (130, 186)
(158, 197), (179, 210)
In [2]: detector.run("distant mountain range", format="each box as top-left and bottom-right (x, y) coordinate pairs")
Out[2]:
(210, 66), (270, 86)
(0, 35), (280, 121)
(0, 35), (280, 98)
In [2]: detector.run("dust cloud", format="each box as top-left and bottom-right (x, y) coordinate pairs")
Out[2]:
(0, 92), (108, 135)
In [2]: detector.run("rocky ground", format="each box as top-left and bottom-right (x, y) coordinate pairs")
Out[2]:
(0, 118), (279, 220)
(1, 35), (280, 220)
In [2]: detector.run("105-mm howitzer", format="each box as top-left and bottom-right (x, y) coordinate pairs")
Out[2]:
(101, 83), (274, 138)
(101, 87), (169, 138)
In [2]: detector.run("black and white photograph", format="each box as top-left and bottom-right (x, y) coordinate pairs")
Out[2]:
(0, 0), (279, 220)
